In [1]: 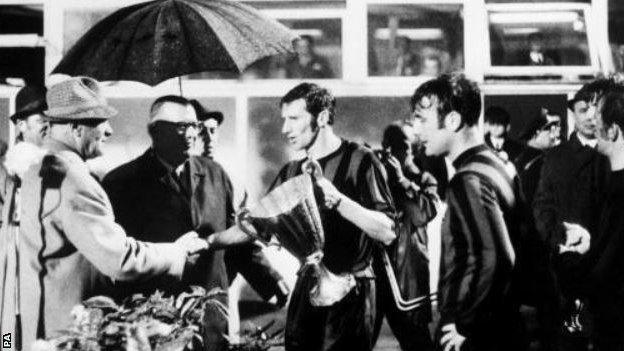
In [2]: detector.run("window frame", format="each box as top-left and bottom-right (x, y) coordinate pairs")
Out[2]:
(484, 2), (600, 77)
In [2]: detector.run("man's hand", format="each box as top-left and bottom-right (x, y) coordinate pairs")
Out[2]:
(384, 153), (405, 180)
(440, 324), (466, 351)
(559, 222), (590, 254)
(175, 231), (209, 255)
(316, 178), (345, 210)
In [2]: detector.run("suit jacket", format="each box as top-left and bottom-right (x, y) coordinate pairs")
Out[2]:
(0, 141), (186, 350)
(533, 133), (610, 294)
(102, 149), (231, 298)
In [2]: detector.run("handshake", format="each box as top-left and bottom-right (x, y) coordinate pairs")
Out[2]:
(174, 231), (210, 256)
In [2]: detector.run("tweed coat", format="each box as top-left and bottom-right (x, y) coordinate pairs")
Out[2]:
(0, 140), (187, 350)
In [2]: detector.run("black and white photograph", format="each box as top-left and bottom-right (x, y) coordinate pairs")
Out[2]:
(0, 0), (623, 350)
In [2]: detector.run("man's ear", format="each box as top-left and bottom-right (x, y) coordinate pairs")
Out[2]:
(317, 109), (330, 127)
(443, 111), (462, 132)
(70, 123), (83, 138)
(16, 120), (27, 133)
(608, 123), (621, 142)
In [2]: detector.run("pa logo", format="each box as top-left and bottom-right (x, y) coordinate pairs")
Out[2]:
(1, 333), (10, 349)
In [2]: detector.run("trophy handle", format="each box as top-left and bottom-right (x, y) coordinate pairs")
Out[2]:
(235, 208), (255, 237)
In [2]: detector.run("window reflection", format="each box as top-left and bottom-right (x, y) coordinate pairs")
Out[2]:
(488, 10), (591, 66)
(191, 18), (342, 80)
(368, 4), (464, 77)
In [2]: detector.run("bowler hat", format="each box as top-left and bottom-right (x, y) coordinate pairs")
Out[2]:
(9, 85), (47, 123)
(190, 99), (223, 125)
(44, 76), (117, 122)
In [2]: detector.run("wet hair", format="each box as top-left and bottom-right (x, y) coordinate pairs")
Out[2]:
(382, 122), (409, 150)
(484, 106), (511, 126)
(410, 73), (482, 127)
(280, 82), (336, 125)
(149, 95), (191, 118)
(579, 78), (623, 104)
(599, 89), (624, 132)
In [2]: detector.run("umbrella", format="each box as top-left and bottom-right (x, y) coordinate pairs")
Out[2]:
(53, 0), (296, 86)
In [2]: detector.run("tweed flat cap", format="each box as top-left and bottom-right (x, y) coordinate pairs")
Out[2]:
(44, 76), (117, 122)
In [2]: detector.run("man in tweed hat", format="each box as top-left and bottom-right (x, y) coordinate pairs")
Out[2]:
(0, 77), (208, 350)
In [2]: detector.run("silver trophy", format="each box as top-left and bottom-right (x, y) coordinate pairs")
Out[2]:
(237, 163), (355, 306)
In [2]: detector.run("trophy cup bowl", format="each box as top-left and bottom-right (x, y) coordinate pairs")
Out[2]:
(237, 174), (355, 306)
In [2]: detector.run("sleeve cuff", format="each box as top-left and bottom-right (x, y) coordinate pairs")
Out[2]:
(164, 244), (187, 280)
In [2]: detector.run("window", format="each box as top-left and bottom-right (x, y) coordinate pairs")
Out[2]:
(189, 17), (343, 80)
(0, 5), (44, 85)
(367, 4), (464, 77)
(488, 9), (591, 67)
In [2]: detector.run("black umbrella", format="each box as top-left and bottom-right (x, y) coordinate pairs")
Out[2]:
(53, 0), (296, 86)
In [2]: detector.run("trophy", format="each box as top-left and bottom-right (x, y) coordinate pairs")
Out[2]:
(237, 161), (355, 306)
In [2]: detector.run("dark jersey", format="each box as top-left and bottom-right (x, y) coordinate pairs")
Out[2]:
(270, 139), (395, 274)
(438, 145), (522, 337)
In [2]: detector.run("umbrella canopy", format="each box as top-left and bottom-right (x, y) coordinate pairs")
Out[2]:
(53, 0), (296, 86)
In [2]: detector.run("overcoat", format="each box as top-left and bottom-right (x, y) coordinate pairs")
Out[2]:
(533, 132), (610, 293)
(102, 150), (231, 298)
(0, 141), (187, 350)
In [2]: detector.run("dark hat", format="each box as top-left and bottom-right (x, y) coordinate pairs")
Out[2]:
(567, 88), (592, 111)
(190, 99), (223, 125)
(519, 110), (559, 141)
(9, 85), (47, 123)
(44, 77), (117, 122)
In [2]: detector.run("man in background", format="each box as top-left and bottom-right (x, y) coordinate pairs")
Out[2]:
(579, 86), (624, 350)
(372, 122), (438, 351)
(1, 85), (49, 229)
(514, 110), (561, 351)
(533, 79), (614, 350)
(484, 106), (524, 163)
(285, 35), (333, 79)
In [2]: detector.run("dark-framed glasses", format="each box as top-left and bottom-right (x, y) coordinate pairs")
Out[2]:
(153, 120), (202, 134)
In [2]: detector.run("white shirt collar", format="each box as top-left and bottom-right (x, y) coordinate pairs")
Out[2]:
(576, 133), (598, 148)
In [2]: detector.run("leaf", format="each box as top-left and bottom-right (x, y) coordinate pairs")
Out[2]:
(83, 296), (119, 312)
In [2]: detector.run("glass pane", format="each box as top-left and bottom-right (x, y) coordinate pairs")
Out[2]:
(0, 5), (43, 35)
(64, 8), (113, 54)
(368, 4), (464, 77)
(488, 10), (591, 66)
(188, 18), (343, 80)
(0, 47), (44, 85)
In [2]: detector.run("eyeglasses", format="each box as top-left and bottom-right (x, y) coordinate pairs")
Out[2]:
(152, 120), (202, 134)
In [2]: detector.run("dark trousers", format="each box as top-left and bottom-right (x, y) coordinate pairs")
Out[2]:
(203, 294), (228, 351)
(588, 293), (624, 351)
(371, 271), (434, 351)
(285, 272), (376, 351)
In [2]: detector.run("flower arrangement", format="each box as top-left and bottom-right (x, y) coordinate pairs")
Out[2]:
(32, 287), (227, 351)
